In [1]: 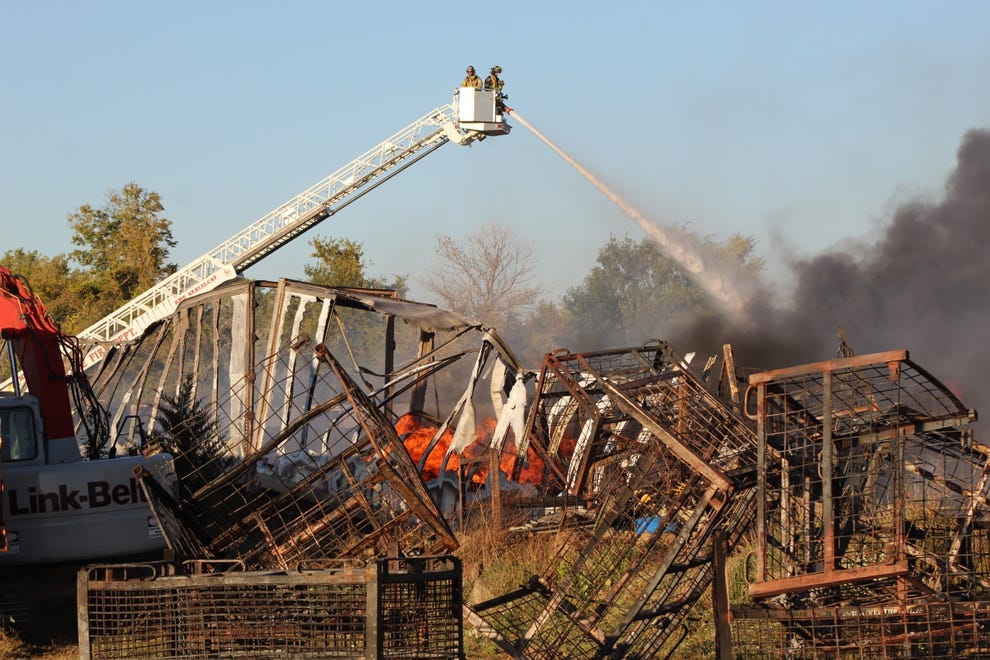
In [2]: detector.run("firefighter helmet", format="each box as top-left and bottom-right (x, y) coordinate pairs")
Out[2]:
(467, 66), (475, 74)
(491, 65), (502, 73)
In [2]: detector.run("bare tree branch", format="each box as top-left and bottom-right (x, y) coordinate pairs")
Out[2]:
(423, 223), (540, 329)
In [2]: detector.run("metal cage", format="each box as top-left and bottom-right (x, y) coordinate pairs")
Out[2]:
(78, 555), (462, 660)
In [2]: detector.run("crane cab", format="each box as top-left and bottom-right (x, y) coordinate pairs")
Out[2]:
(454, 88), (510, 136)
(0, 394), (176, 563)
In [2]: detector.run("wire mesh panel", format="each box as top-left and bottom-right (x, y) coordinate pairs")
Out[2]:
(730, 601), (990, 658)
(79, 556), (464, 660)
(376, 556), (464, 659)
(79, 560), (370, 659)
(470, 342), (759, 658)
(734, 350), (990, 656)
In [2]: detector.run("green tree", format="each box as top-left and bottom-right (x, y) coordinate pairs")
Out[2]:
(514, 299), (573, 365)
(0, 249), (88, 330)
(422, 223), (540, 330)
(68, 182), (177, 324)
(304, 235), (407, 295)
(555, 232), (763, 350)
(150, 375), (227, 498)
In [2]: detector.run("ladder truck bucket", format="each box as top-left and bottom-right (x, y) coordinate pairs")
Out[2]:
(454, 88), (510, 136)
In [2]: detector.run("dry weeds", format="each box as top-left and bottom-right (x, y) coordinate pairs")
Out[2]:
(0, 629), (76, 659)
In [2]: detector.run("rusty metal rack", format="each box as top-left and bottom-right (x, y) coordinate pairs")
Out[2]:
(730, 349), (990, 656)
(745, 350), (986, 603)
(136, 340), (456, 568)
(730, 601), (990, 658)
(469, 341), (760, 658)
(78, 555), (463, 660)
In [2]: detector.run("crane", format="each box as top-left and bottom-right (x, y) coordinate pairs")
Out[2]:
(1, 264), (177, 563)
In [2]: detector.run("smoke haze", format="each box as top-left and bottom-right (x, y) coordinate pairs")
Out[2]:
(675, 128), (990, 421)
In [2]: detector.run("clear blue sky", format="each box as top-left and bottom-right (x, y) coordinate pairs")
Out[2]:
(3, 1), (988, 302)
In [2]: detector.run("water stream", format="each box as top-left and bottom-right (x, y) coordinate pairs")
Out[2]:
(508, 109), (744, 315)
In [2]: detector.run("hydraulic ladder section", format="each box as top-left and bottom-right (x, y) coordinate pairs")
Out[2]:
(77, 100), (501, 368)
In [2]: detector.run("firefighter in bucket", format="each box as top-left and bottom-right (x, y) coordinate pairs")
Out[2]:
(484, 65), (506, 114)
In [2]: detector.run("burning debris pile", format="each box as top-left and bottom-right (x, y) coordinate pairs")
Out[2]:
(463, 345), (990, 658)
(84, 276), (526, 565)
(77, 275), (990, 658)
(136, 338), (460, 566)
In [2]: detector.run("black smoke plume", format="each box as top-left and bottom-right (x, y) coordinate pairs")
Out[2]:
(676, 128), (990, 420)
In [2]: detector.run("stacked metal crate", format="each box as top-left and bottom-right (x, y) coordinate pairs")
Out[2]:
(732, 350), (990, 657)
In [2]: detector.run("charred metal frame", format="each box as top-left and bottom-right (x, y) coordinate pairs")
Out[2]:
(92, 277), (524, 568)
(469, 341), (759, 659)
(746, 350), (983, 601)
(730, 349), (990, 657)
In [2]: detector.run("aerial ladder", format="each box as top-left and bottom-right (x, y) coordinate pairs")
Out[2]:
(77, 88), (509, 369)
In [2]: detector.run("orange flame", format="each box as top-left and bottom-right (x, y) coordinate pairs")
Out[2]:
(396, 413), (547, 485)
(397, 413), (456, 481)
